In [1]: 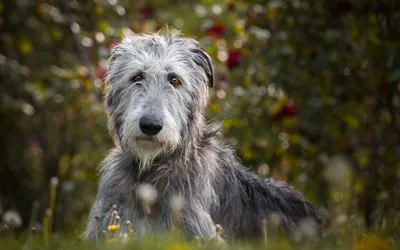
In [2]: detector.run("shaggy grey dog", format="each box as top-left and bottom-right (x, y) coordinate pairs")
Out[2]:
(84, 31), (321, 242)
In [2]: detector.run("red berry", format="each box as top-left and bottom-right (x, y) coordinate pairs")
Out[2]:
(274, 104), (297, 120)
(205, 24), (225, 38)
(226, 50), (241, 69)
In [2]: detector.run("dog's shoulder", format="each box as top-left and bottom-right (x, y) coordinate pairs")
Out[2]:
(97, 147), (138, 184)
(99, 147), (130, 171)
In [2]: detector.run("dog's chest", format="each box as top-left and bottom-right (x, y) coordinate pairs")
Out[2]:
(119, 179), (175, 238)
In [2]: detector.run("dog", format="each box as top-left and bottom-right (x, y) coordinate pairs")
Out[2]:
(84, 30), (321, 243)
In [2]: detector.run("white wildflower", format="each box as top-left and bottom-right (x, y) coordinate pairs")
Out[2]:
(2, 210), (22, 228)
(50, 176), (59, 187)
(170, 194), (185, 212)
(268, 213), (281, 226)
(136, 183), (157, 205)
(298, 218), (318, 239)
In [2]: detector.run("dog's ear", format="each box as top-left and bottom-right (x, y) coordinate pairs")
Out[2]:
(106, 43), (124, 84)
(191, 49), (214, 88)
(109, 44), (123, 68)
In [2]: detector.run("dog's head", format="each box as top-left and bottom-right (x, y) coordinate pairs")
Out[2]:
(105, 31), (214, 171)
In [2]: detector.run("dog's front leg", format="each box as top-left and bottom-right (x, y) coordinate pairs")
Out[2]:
(83, 177), (126, 241)
(178, 200), (224, 243)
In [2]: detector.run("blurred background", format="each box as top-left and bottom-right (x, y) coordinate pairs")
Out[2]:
(1, 0), (399, 242)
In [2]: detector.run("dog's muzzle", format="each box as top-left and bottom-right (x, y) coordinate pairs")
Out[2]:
(139, 115), (163, 136)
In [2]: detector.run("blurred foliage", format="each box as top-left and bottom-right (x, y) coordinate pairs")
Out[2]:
(1, 0), (400, 247)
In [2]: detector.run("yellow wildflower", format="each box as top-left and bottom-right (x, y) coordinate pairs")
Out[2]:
(107, 224), (120, 232)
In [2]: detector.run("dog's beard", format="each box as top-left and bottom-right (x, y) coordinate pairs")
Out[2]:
(132, 139), (164, 174)
(123, 134), (179, 175)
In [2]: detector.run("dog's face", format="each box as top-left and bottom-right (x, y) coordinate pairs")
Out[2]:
(105, 33), (214, 170)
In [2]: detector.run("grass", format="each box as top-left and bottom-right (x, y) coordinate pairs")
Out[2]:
(1, 229), (398, 250)
(1, 211), (398, 250)
(1, 178), (399, 250)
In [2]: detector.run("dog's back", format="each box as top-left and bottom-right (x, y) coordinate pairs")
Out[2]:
(212, 152), (321, 239)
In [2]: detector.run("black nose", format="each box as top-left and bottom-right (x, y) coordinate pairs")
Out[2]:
(139, 115), (163, 136)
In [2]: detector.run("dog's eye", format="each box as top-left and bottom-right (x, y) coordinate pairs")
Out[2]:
(170, 77), (181, 86)
(132, 75), (143, 82)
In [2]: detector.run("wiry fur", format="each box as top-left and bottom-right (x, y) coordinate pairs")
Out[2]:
(84, 31), (321, 242)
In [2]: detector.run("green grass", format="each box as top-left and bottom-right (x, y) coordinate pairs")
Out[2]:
(1, 226), (399, 250)
(1, 179), (398, 250)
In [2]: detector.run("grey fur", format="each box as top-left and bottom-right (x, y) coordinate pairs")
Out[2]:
(84, 31), (321, 242)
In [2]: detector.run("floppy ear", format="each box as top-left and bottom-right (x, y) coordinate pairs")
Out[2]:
(106, 44), (124, 84)
(109, 44), (123, 68)
(191, 49), (214, 88)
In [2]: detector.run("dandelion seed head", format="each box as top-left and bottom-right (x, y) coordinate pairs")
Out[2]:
(170, 194), (185, 212)
(298, 217), (318, 239)
(2, 210), (22, 228)
(45, 208), (52, 217)
(50, 176), (59, 186)
(268, 213), (281, 226)
(136, 183), (157, 205)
